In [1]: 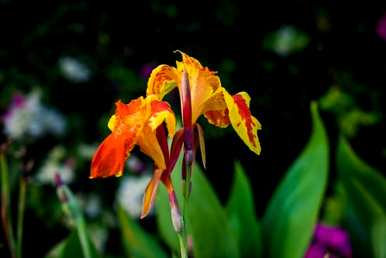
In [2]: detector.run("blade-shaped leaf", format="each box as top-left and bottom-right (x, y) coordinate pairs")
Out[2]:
(117, 205), (168, 258)
(262, 102), (329, 258)
(187, 165), (239, 258)
(337, 138), (386, 258)
(226, 162), (262, 258)
(337, 137), (386, 210)
(343, 179), (386, 258)
(156, 156), (239, 258)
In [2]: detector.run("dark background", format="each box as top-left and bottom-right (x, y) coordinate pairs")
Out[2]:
(1, 1), (385, 257)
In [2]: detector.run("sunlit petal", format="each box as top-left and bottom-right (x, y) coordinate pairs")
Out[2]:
(175, 51), (221, 123)
(223, 90), (262, 155)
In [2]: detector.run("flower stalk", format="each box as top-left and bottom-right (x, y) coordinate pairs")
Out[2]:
(55, 174), (92, 258)
(1, 151), (17, 258)
(16, 176), (26, 258)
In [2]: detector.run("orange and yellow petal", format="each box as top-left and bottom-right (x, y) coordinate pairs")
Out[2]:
(90, 132), (136, 179)
(137, 125), (166, 170)
(146, 65), (179, 100)
(141, 168), (163, 218)
(223, 90), (262, 155)
(202, 88), (231, 128)
(148, 99), (176, 137)
(175, 51), (222, 123)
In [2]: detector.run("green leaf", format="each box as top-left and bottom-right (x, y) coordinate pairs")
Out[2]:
(262, 102), (329, 258)
(337, 138), (386, 258)
(226, 162), (262, 258)
(188, 165), (239, 258)
(155, 155), (239, 258)
(337, 137), (386, 210)
(117, 205), (168, 258)
(59, 230), (100, 258)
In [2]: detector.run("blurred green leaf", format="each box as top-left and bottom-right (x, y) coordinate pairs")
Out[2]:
(106, 65), (143, 96)
(59, 230), (100, 258)
(45, 229), (100, 258)
(117, 205), (167, 258)
(337, 137), (386, 209)
(337, 137), (386, 258)
(262, 102), (329, 258)
(226, 162), (262, 258)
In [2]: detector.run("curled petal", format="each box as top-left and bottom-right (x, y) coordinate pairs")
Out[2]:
(175, 50), (203, 72)
(137, 125), (167, 170)
(141, 169), (163, 219)
(146, 65), (179, 100)
(223, 90), (262, 155)
(90, 132), (136, 178)
(148, 99), (176, 137)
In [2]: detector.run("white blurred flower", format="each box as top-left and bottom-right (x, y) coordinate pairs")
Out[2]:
(264, 25), (310, 56)
(3, 91), (66, 140)
(36, 146), (75, 185)
(77, 143), (98, 160)
(88, 224), (108, 252)
(117, 174), (152, 218)
(59, 56), (91, 83)
(126, 155), (145, 173)
(79, 194), (102, 219)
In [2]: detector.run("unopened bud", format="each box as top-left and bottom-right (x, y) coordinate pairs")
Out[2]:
(169, 191), (183, 233)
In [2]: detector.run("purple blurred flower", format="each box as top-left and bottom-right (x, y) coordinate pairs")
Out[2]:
(140, 63), (156, 79)
(305, 224), (352, 258)
(376, 13), (386, 41)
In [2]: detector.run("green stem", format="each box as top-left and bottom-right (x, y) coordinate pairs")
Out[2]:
(177, 232), (188, 258)
(16, 178), (26, 258)
(1, 153), (17, 258)
(62, 187), (92, 258)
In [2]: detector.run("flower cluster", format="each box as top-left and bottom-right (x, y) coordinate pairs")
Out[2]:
(2, 91), (66, 141)
(90, 52), (262, 219)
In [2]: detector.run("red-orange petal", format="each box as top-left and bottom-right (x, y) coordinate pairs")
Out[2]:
(90, 132), (135, 179)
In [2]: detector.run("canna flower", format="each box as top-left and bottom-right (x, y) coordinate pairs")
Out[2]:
(147, 51), (262, 171)
(90, 95), (181, 219)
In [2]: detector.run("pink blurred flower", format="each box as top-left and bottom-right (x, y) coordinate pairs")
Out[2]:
(376, 13), (386, 41)
(305, 224), (352, 258)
